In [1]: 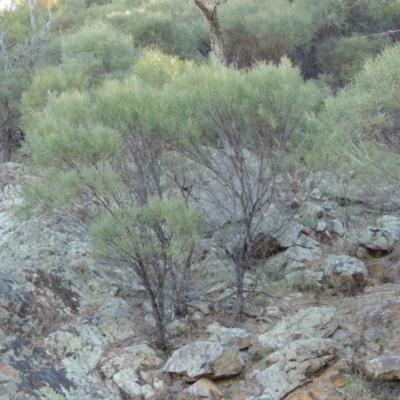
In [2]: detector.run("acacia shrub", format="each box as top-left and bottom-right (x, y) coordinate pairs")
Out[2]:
(161, 58), (326, 149)
(104, 0), (208, 61)
(157, 59), (326, 319)
(220, 0), (344, 70)
(133, 49), (186, 89)
(21, 72), (199, 349)
(21, 19), (137, 116)
(62, 20), (136, 84)
(309, 43), (400, 185)
(315, 34), (389, 88)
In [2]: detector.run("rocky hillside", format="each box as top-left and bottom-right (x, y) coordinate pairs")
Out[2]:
(1, 161), (400, 400)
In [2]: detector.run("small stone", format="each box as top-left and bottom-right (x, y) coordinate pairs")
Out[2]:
(178, 378), (222, 399)
(364, 328), (380, 343)
(266, 306), (281, 319)
(316, 221), (327, 232)
(310, 188), (322, 200)
(356, 246), (368, 259)
(332, 219), (345, 236)
(187, 300), (210, 315)
(190, 311), (204, 321)
(168, 320), (187, 336)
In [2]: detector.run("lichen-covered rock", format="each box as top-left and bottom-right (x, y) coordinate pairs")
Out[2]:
(206, 322), (251, 349)
(322, 255), (368, 292)
(285, 270), (321, 291)
(377, 215), (400, 239)
(360, 357), (400, 380)
(357, 227), (395, 252)
(264, 237), (322, 273)
(112, 368), (154, 399)
(187, 300), (211, 315)
(45, 324), (108, 377)
(254, 339), (343, 400)
(101, 342), (163, 379)
(251, 204), (304, 254)
(257, 307), (339, 350)
(301, 202), (325, 222)
(227, 204), (311, 260)
(332, 219), (345, 236)
(168, 319), (188, 336)
(163, 341), (245, 381)
(91, 298), (136, 342)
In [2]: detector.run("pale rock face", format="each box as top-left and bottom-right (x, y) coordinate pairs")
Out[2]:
(163, 341), (245, 381)
(257, 307), (339, 350)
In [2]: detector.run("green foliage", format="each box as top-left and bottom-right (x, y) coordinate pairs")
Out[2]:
(103, 0), (208, 61)
(133, 48), (186, 88)
(0, 5), (31, 45)
(309, 43), (400, 178)
(93, 76), (165, 138)
(25, 90), (121, 169)
(0, 0), (59, 45)
(21, 19), (137, 117)
(0, 68), (31, 126)
(21, 66), (90, 114)
(161, 58), (326, 149)
(316, 34), (390, 88)
(220, 0), (344, 68)
(0, 66), (31, 156)
(90, 197), (200, 265)
(221, 0), (310, 66)
(62, 19), (136, 83)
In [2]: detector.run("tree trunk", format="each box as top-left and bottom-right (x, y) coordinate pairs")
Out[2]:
(194, 0), (227, 65)
(232, 262), (245, 323)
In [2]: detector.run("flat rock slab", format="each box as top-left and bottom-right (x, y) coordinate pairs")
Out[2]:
(163, 341), (245, 381)
(361, 356), (400, 380)
(257, 307), (339, 350)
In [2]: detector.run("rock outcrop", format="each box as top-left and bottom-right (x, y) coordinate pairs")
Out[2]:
(163, 341), (245, 381)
